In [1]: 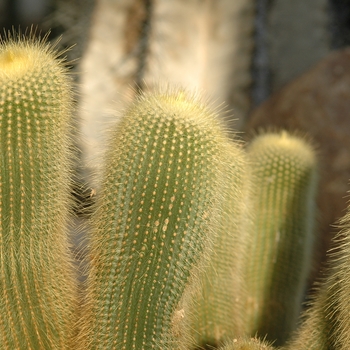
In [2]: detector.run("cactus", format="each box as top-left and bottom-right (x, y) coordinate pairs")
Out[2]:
(77, 89), (234, 349)
(188, 142), (252, 348)
(4, 31), (350, 350)
(244, 131), (318, 345)
(0, 33), (77, 348)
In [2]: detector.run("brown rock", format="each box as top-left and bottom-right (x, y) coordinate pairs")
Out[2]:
(246, 48), (350, 282)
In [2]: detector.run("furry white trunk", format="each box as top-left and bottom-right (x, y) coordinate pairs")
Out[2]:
(78, 0), (255, 182)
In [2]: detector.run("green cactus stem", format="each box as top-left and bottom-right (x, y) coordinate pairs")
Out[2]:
(244, 131), (318, 346)
(188, 142), (252, 348)
(0, 33), (77, 348)
(78, 89), (233, 349)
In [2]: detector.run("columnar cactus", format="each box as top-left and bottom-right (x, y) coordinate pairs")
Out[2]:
(78, 89), (234, 349)
(0, 34), (77, 348)
(189, 143), (252, 348)
(244, 131), (318, 345)
(0, 31), (341, 350)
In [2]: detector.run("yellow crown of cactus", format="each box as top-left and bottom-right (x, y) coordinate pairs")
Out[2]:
(0, 34), (77, 349)
(78, 89), (234, 349)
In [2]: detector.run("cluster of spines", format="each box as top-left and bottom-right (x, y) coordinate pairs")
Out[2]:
(218, 337), (275, 350)
(78, 90), (232, 349)
(0, 34), (77, 348)
(244, 131), (318, 345)
(188, 142), (252, 348)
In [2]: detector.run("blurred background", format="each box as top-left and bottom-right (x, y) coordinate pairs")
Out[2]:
(1, 0), (350, 292)
(1, 0), (350, 104)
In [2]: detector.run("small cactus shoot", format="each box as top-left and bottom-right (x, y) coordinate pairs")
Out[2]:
(218, 337), (275, 350)
(244, 131), (318, 345)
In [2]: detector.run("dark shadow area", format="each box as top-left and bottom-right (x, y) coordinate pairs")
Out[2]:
(329, 0), (350, 48)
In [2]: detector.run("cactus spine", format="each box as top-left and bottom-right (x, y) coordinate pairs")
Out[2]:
(79, 90), (233, 349)
(244, 131), (318, 345)
(0, 34), (76, 348)
(189, 142), (251, 348)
